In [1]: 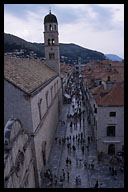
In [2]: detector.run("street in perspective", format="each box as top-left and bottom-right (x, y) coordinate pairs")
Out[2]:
(41, 71), (124, 188)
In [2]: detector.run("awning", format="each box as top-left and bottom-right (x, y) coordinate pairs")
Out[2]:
(64, 93), (71, 99)
(103, 141), (120, 143)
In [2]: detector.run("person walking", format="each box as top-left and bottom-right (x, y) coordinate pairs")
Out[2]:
(73, 135), (75, 143)
(72, 145), (76, 155)
(86, 145), (89, 152)
(70, 121), (72, 129)
(67, 171), (69, 182)
(81, 132), (83, 140)
(88, 136), (90, 144)
(99, 183), (102, 188)
(59, 138), (61, 144)
(55, 137), (58, 144)
(111, 167), (114, 176)
(67, 143), (70, 152)
(109, 166), (111, 174)
(75, 176), (78, 185)
(84, 160), (87, 168)
(94, 180), (99, 188)
(59, 176), (63, 187)
(69, 158), (72, 167)
(76, 156), (79, 166)
(66, 157), (69, 167)
(91, 160), (95, 169)
(78, 175), (81, 185)
(78, 137), (80, 146)
(54, 174), (58, 186)
(82, 145), (84, 155)
(62, 169), (65, 181)
(67, 136), (69, 142)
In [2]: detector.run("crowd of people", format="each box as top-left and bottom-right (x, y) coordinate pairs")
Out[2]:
(42, 72), (124, 188)
(43, 73), (89, 187)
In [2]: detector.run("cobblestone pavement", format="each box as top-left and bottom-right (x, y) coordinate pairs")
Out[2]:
(41, 78), (124, 188)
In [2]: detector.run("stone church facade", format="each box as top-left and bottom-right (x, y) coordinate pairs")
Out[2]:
(4, 11), (63, 187)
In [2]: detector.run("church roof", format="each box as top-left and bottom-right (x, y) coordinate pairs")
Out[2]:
(44, 11), (58, 24)
(4, 56), (57, 94)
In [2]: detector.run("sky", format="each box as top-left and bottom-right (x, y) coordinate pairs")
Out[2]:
(4, 4), (124, 58)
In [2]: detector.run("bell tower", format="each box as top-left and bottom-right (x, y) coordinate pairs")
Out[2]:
(44, 10), (60, 75)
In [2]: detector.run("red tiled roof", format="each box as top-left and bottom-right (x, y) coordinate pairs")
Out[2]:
(92, 83), (124, 106)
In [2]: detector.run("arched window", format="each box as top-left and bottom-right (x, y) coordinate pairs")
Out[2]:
(45, 25), (47, 31)
(48, 39), (51, 45)
(49, 24), (53, 31)
(54, 25), (56, 30)
(52, 53), (55, 59)
(49, 53), (55, 59)
(52, 39), (55, 45)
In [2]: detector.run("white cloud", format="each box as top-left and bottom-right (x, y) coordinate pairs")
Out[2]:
(4, 4), (124, 58)
(4, 10), (44, 43)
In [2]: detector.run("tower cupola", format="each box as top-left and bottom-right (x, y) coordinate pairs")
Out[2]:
(43, 11), (60, 74)
(44, 11), (58, 24)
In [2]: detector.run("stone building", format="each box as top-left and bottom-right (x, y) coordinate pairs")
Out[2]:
(82, 61), (124, 156)
(92, 82), (124, 155)
(4, 12), (63, 187)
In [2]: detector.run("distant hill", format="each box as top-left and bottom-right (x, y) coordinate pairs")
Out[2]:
(4, 33), (106, 64)
(105, 54), (123, 62)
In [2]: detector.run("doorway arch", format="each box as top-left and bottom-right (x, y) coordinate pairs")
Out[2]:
(108, 144), (115, 155)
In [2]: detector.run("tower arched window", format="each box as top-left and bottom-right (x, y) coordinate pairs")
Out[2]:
(52, 53), (55, 59)
(45, 25), (47, 31)
(49, 53), (55, 60)
(49, 24), (53, 31)
(52, 39), (55, 45)
(54, 25), (56, 30)
(48, 39), (51, 45)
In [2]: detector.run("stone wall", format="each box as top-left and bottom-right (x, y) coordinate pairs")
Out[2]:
(30, 76), (62, 186)
(4, 80), (33, 133)
(4, 119), (35, 188)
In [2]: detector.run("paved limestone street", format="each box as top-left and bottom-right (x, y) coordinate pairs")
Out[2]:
(41, 73), (124, 188)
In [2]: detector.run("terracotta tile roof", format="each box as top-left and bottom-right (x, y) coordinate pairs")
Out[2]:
(82, 60), (124, 85)
(60, 62), (73, 77)
(4, 55), (57, 94)
(92, 83), (124, 106)
(111, 61), (124, 67)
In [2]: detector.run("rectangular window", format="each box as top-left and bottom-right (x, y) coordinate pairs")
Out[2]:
(51, 86), (53, 99)
(57, 80), (59, 90)
(110, 112), (116, 117)
(54, 83), (56, 95)
(38, 98), (42, 120)
(107, 126), (115, 136)
(45, 91), (49, 109)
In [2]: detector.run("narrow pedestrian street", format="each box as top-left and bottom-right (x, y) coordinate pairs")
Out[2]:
(41, 72), (124, 188)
